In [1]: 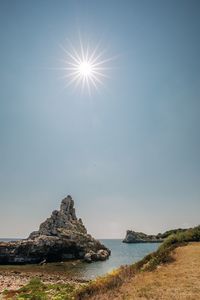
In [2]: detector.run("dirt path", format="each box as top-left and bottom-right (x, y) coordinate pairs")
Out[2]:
(90, 242), (200, 300)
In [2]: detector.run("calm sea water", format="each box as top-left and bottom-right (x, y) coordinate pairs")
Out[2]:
(0, 238), (160, 279)
(76, 239), (159, 279)
(0, 238), (21, 242)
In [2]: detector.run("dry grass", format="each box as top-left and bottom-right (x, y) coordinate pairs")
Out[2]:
(87, 243), (200, 300)
(77, 226), (200, 299)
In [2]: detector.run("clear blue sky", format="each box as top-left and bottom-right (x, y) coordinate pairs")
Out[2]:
(0, 0), (200, 238)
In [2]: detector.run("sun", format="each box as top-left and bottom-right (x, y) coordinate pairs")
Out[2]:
(79, 61), (92, 77)
(59, 39), (114, 94)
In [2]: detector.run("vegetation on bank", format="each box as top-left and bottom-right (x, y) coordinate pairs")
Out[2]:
(156, 228), (188, 239)
(76, 225), (200, 299)
(2, 277), (83, 300)
(3, 225), (200, 299)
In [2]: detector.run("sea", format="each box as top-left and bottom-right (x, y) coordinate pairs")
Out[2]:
(0, 238), (160, 280)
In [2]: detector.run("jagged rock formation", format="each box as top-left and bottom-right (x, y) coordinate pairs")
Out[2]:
(123, 230), (163, 243)
(29, 196), (87, 239)
(0, 195), (110, 264)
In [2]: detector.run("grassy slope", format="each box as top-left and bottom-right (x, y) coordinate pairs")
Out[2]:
(76, 225), (200, 299)
(88, 243), (200, 300)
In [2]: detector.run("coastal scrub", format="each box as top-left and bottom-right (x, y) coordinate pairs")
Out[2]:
(76, 225), (200, 299)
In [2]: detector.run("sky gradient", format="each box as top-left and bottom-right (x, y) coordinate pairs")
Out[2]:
(0, 0), (200, 238)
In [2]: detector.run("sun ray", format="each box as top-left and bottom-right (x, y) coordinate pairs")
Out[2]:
(66, 73), (82, 87)
(90, 49), (107, 65)
(92, 70), (110, 79)
(90, 74), (101, 91)
(66, 39), (83, 63)
(92, 55), (118, 67)
(91, 73), (104, 86)
(88, 40), (102, 64)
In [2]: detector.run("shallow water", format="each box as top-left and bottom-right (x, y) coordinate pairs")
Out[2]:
(0, 239), (160, 279)
(72, 239), (160, 279)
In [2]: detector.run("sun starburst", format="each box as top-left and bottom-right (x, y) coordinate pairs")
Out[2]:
(59, 39), (114, 95)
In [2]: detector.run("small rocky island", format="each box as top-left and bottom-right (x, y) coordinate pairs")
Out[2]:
(123, 230), (164, 243)
(0, 195), (110, 264)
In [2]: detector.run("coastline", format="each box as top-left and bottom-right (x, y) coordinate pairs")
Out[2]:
(0, 241), (159, 293)
(81, 242), (200, 300)
(1, 226), (200, 299)
(2, 243), (200, 299)
(0, 263), (88, 293)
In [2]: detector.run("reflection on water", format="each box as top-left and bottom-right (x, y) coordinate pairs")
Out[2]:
(0, 239), (160, 280)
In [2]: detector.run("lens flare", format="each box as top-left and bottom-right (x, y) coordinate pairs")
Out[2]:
(59, 39), (115, 95)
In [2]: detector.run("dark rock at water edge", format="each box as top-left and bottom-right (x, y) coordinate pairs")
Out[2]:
(123, 230), (164, 243)
(0, 195), (110, 264)
(123, 227), (191, 243)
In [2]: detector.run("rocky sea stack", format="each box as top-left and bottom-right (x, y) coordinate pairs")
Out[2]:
(0, 195), (110, 264)
(123, 230), (163, 243)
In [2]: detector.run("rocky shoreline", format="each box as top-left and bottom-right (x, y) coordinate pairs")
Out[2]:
(123, 228), (190, 243)
(123, 230), (164, 243)
(0, 267), (88, 293)
(0, 196), (110, 264)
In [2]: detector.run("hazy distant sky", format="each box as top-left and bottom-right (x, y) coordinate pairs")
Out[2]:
(0, 0), (200, 238)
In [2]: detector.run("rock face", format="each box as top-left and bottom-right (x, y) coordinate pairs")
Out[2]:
(123, 230), (163, 243)
(0, 195), (110, 264)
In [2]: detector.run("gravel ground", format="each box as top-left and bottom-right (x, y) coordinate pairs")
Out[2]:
(0, 270), (86, 295)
